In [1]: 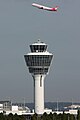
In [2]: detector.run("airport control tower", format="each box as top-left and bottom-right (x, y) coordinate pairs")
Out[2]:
(24, 40), (53, 114)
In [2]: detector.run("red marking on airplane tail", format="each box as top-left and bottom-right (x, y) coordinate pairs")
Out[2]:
(52, 6), (58, 11)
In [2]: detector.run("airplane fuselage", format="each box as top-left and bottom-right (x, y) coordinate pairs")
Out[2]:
(32, 3), (58, 11)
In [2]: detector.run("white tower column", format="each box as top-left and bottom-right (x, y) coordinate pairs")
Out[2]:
(33, 74), (45, 114)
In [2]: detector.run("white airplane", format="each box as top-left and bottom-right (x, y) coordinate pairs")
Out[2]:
(32, 3), (58, 11)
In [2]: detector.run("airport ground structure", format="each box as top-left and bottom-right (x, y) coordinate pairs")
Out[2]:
(0, 101), (31, 115)
(0, 100), (79, 117)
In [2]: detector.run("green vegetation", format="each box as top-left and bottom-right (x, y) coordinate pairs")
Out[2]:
(0, 110), (80, 120)
(31, 112), (78, 120)
(0, 113), (26, 120)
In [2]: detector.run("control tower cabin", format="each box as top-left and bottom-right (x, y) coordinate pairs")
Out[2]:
(24, 40), (53, 114)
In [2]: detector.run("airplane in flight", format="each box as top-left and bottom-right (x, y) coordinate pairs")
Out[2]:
(32, 3), (58, 11)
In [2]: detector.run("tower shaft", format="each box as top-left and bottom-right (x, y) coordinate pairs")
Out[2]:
(33, 74), (45, 114)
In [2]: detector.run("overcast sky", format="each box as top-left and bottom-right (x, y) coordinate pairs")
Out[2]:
(0, 0), (80, 103)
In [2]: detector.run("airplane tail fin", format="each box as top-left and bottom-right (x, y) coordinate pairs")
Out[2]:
(52, 6), (58, 11)
(55, 6), (59, 10)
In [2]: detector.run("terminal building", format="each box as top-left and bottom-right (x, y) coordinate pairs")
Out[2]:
(0, 101), (30, 115)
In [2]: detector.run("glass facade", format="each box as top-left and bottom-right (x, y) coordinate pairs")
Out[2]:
(29, 67), (48, 74)
(24, 55), (53, 67)
(30, 45), (47, 52)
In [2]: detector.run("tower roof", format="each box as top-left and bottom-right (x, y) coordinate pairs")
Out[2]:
(31, 39), (47, 46)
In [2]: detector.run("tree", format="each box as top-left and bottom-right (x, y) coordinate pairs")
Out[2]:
(42, 112), (48, 120)
(0, 113), (5, 120)
(77, 110), (80, 120)
(48, 112), (53, 120)
(69, 114), (75, 120)
(53, 113), (57, 120)
(32, 113), (38, 120)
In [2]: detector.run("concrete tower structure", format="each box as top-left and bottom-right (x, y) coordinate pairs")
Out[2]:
(24, 40), (53, 114)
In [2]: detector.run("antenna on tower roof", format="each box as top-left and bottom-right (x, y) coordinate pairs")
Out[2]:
(38, 39), (41, 43)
